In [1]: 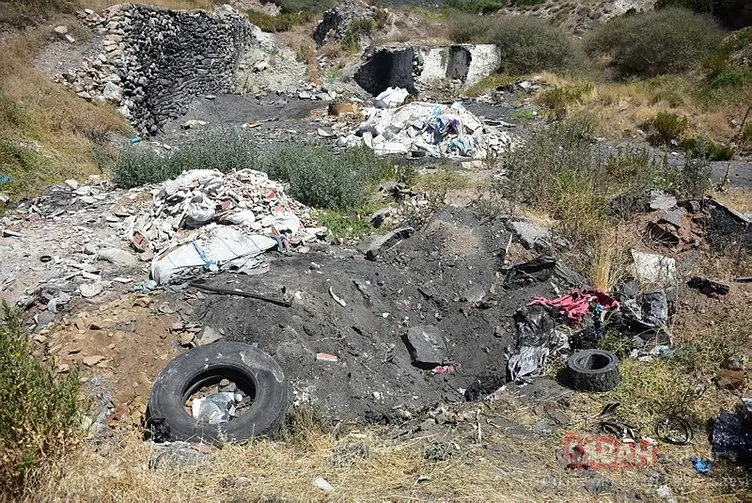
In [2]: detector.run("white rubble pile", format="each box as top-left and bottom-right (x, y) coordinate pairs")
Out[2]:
(338, 101), (515, 159)
(129, 169), (320, 284)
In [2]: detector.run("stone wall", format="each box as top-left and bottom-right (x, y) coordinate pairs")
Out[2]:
(59, 4), (256, 135)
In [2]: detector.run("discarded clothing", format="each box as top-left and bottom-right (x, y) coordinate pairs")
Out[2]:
(530, 291), (620, 325)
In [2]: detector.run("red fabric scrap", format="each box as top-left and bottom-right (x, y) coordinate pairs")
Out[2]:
(529, 290), (619, 324)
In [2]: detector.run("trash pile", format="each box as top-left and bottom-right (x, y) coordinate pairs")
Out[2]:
(338, 101), (514, 159)
(129, 169), (322, 284)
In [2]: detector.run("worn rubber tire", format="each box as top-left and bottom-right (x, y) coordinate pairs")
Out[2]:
(567, 349), (620, 392)
(147, 341), (288, 445)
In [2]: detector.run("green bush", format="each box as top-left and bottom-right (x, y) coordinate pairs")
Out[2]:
(648, 111), (690, 145)
(681, 137), (735, 160)
(447, 13), (495, 44)
(113, 135), (396, 212)
(655, 0), (752, 29)
(485, 16), (585, 74)
(0, 302), (84, 496)
(499, 119), (673, 239)
(585, 8), (724, 78)
(112, 130), (260, 188)
(262, 144), (393, 211)
(244, 11), (309, 32)
(275, 0), (334, 14)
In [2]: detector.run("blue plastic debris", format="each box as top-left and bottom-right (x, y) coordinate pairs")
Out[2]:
(692, 457), (711, 475)
(130, 137), (142, 144)
(0, 175), (10, 184)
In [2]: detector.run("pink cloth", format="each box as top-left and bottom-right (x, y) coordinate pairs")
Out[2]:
(529, 291), (619, 324)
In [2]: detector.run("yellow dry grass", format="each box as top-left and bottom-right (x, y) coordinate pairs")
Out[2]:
(34, 381), (752, 502)
(0, 17), (131, 196)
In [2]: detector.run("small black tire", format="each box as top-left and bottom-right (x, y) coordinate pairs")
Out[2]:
(147, 341), (288, 445)
(567, 349), (621, 392)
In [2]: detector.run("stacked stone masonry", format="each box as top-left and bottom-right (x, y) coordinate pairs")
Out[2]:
(59, 4), (254, 135)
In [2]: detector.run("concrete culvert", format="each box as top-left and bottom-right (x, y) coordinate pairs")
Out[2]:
(355, 47), (417, 96)
(446, 46), (472, 81)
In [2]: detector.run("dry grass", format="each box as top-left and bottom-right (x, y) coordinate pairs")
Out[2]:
(0, 18), (130, 196)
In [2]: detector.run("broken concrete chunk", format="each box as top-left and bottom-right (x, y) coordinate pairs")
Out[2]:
(403, 325), (447, 368)
(359, 227), (414, 260)
(631, 250), (677, 288)
(649, 190), (677, 211)
(510, 221), (550, 250)
(98, 248), (138, 268)
(79, 282), (103, 298)
(658, 208), (686, 229)
(199, 326), (222, 345)
(82, 355), (104, 367)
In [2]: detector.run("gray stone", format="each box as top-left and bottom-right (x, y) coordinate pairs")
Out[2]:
(586, 477), (613, 495)
(102, 81), (123, 103)
(97, 248), (138, 268)
(359, 227), (414, 260)
(54, 25), (68, 35)
(460, 284), (485, 303)
(649, 190), (677, 211)
(532, 418), (559, 436)
(369, 207), (391, 228)
(509, 220), (550, 250)
(404, 325), (446, 367)
(199, 326), (222, 345)
(659, 208), (686, 229)
(79, 282), (103, 298)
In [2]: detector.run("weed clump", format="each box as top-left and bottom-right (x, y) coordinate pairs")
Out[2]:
(647, 111), (690, 146)
(536, 83), (594, 119)
(263, 143), (393, 211)
(0, 302), (84, 496)
(585, 8), (724, 79)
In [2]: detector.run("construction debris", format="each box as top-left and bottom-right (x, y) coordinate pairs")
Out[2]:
(129, 169), (321, 283)
(339, 101), (514, 159)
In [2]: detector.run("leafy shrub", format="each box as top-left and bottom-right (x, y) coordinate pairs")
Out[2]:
(262, 144), (393, 211)
(486, 16), (585, 74)
(585, 8), (724, 78)
(0, 302), (84, 496)
(655, 0), (752, 29)
(499, 119), (673, 239)
(681, 137), (734, 160)
(648, 112), (689, 145)
(113, 136), (395, 212)
(112, 130), (259, 188)
(341, 18), (375, 52)
(447, 13), (495, 44)
(275, 0), (334, 14)
(245, 10), (309, 32)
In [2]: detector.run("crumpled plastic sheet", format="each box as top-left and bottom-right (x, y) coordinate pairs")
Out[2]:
(192, 392), (242, 425)
(711, 403), (752, 466)
(508, 305), (556, 383)
(508, 346), (550, 384)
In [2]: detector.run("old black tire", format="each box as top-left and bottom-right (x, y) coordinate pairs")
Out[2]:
(567, 349), (620, 392)
(147, 341), (288, 445)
